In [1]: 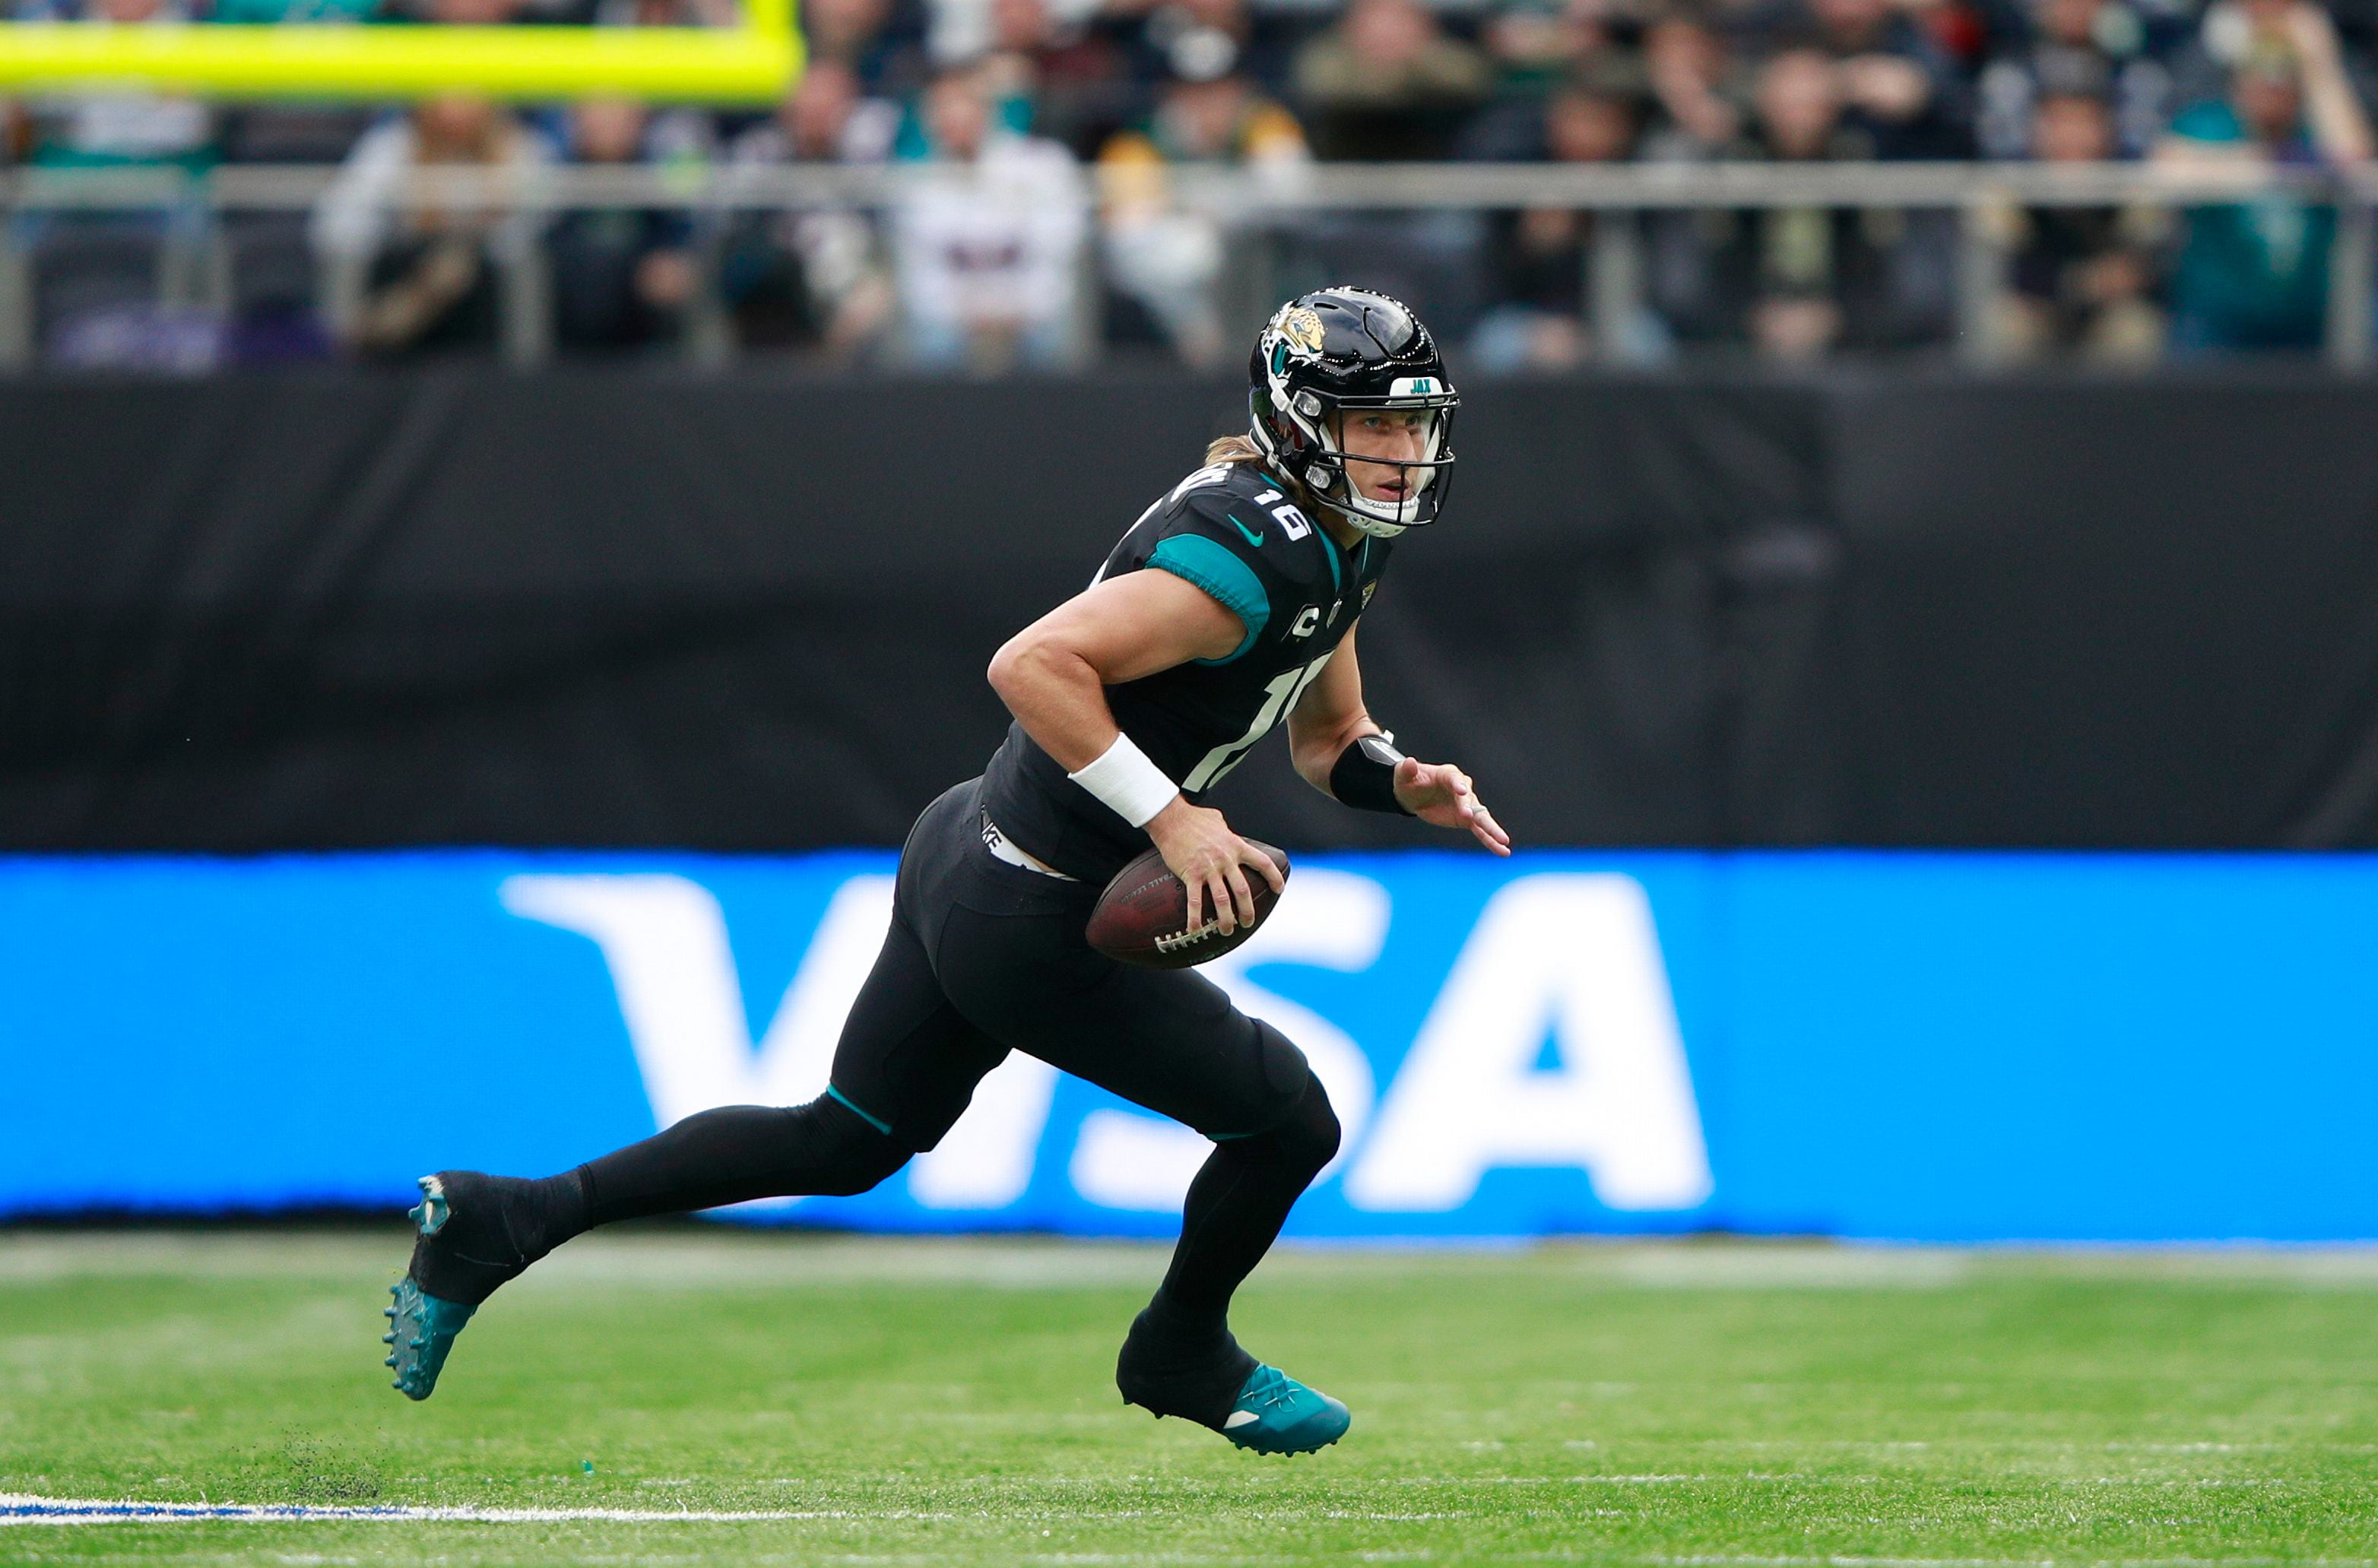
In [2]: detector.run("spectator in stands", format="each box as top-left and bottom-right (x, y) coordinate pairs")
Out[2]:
(1485, 0), (1634, 96)
(2159, 5), (2374, 353)
(1460, 2), (1647, 159)
(312, 93), (549, 358)
(803, 0), (929, 96)
(1130, 0), (1292, 95)
(1641, 9), (1747, 157)
(1470, 77), (1664, 369)
(1295, 0), (1493, 160)
(390, 0), (524, 22)
(2177, 0), (2353, 109)
(595, 0), (737, 25)
(924, 0), (1099, 73)
(546, 97), (703, 353)
(1652, 46), (1942, 358)
(25, 0), (214, 174)
(735, 53), (904, 167)
(1977, 0), (2173, 158)
(1096, 30), (1308, 363)
(1791, 0), (1975, 157)
(1738, 47), (1868, 357)
(891, 59), (1087, 372)
(804, 0), (889, 63)
(12, 0), (220, 368)
(210, 0), (376, 26)
(979, 0), (1137, 155)
(2000, 73), (2168, 360)
(723, 58), (900, 356)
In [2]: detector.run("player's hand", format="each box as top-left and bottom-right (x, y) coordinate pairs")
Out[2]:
(1145, 797), (1286, 937)
(1394, 758), (1514, 857)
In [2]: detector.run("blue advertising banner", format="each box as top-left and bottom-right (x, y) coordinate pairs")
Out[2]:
(4, 851), (2373, 1240)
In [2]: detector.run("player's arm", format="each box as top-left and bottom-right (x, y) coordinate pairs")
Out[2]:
(1286, 623), (1513, 857)
(990, 570), (1240, 765)
(988, 571), (1286, 933)
(1286, 621), (1387, 788)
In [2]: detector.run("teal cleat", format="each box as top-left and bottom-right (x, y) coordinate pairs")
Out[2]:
(384, 1177), (479, 1402)
(1219, 1364), (1350, 1456)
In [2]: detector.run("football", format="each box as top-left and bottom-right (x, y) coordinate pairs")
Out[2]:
(1085, 841), (1291, 968)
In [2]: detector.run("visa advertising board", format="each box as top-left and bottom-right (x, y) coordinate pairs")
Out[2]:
(5, 851), (2373, 1240)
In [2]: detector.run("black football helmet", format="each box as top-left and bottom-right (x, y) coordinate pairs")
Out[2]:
(1246, 287), (1460, 539)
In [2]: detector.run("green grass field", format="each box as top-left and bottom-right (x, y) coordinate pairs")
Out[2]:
(4, 1230), (2376, 1566)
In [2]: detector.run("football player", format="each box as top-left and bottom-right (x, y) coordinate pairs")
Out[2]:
(385, 287), (1511, 1458)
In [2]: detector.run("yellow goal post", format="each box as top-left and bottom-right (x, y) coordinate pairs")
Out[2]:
(0, 0), (799, 103)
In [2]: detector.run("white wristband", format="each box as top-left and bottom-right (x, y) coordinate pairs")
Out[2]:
(1067, 733), (1180, 828)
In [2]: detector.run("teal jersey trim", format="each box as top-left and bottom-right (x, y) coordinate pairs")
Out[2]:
(1322, 531), (1343, 595)
(1150, 534), (1270, 664)
(827, 1083), (892, 1136)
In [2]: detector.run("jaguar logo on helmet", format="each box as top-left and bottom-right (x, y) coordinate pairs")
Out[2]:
(1279, 306), (1326, 355)
(1246, 287), (1461, 540)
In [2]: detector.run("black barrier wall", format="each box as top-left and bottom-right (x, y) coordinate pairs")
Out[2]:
(5, 370), (2377, 851)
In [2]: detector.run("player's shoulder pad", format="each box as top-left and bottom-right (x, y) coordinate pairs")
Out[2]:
(1154, 460), (1279, 521)
(1155, 463), (1336, 590)
(1137, 464), (1326, 661)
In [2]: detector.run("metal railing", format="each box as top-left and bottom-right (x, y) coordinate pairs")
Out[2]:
(3, 159), (2373, 371)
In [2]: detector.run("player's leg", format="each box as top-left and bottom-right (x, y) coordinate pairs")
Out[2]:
(1114, 1069), (1347, 1457)
(1147, 1068), (1340, 1335)
(929, 898), (1349, 1453)
(559, 899), (1008, 1222)
(388, 895), (1004, 1399)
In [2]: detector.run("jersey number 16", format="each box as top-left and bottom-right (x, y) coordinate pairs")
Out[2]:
(1181, 653), (1334, 793)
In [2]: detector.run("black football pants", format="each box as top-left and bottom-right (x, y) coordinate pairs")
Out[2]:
(570, 777), (1338, 1326)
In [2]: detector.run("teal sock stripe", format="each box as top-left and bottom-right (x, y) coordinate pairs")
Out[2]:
(826, 1084), (892, 1136)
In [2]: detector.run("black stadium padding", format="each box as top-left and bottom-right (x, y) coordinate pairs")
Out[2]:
(2, 368), (2376, 851)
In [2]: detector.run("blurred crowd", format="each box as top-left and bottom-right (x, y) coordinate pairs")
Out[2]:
(3, 0), (2376, 369)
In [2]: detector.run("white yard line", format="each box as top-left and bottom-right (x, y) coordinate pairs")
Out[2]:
(9, 1501), (2372, 1568)
(0, 1494), (949, 1527)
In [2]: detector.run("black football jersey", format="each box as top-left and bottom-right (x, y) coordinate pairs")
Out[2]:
(979, 459), (1392, 882)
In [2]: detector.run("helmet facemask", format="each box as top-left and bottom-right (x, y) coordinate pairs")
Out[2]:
(1251, 375), (1460, 540)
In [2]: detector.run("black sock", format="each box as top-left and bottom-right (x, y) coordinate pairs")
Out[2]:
(575, 1095), (909, 1227)
(1117, 1302), (1256, 1427)
(411, 1098), (904, 1306)
(407, 1169), (588, 1306)
(1153, 1079), (1341, 1324)
(523, 1170), (590, 1253)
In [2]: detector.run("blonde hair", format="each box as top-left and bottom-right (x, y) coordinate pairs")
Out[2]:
(1203, 432), (1267, 467)
(1206, 431), (1327, 517)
